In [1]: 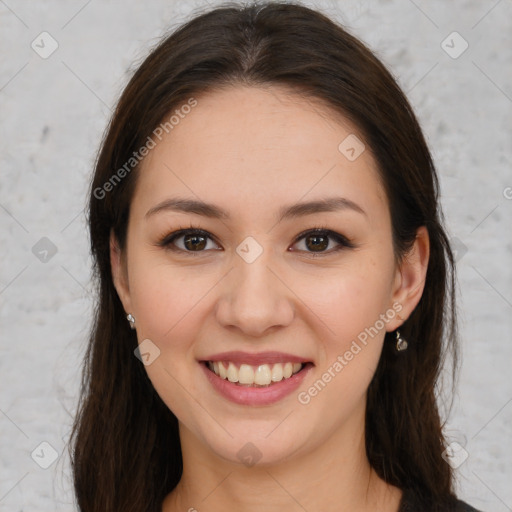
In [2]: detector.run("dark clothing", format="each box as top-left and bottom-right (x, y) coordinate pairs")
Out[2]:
(399, 489), (482, 512)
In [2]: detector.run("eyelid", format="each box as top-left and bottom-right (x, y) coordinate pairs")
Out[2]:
(157, 226), (221, 253)
(157, 226), (354, 256)
(293, 227), (354, 249)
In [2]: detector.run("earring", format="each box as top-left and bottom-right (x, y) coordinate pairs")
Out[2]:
(126, 313), (136, 330)
(395, 330), (408, 352)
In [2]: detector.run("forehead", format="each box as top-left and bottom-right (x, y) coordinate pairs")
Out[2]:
(133, 85), (388, 225)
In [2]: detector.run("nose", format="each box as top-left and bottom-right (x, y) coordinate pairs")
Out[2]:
(215, 251), (295, 337)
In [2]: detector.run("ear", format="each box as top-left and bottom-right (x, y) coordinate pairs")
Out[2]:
(387, 226), (430, 331)
(110, 230), (132, 313)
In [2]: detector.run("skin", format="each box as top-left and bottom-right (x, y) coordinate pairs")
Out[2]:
(111, 85), (429, 512)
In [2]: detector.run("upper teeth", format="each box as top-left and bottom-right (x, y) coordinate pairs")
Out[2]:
(208, 361), (303, 386)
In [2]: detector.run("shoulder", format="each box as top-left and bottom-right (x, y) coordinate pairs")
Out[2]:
(399, 489), (483, 512)
(453, 500), (482, 512)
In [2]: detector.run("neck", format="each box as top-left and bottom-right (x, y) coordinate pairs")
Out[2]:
(163, 411), (402, 512)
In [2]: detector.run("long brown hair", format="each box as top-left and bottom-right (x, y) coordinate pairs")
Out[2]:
(70, 2), (458, 510)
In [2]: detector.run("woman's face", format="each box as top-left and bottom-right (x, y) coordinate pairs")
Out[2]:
(112, 85), (426, 466)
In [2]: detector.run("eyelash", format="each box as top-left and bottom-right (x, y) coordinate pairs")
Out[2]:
(156, 223), (355, 258)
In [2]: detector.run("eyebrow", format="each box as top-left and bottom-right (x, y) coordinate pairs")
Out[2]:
(145, 196), (366, 221)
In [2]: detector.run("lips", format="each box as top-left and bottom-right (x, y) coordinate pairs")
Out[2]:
(200, 350), (310, 366)
(206, 360), (303, 386)
(198, 351), (314, 406)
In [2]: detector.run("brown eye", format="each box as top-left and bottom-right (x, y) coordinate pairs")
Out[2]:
(182, 233), (207, 251)
(304, 233), (329, 252)
(159, 229), (220, 254)
(291, 228), (354, 256)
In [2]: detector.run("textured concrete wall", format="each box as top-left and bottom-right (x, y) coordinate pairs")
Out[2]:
(1, 1), (510, 510)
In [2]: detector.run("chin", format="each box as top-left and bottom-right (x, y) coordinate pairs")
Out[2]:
(190, 416), (312, 469)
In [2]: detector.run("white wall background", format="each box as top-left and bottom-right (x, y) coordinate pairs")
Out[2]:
(0, 1), (511, 511)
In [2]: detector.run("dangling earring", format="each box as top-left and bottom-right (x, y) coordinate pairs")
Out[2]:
(395, 330), (408, 352)
(126, 313), (136, 330)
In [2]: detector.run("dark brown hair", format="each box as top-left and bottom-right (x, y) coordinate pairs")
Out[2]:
(70, 2), (458, 511)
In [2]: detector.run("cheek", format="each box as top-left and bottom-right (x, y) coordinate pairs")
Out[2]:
(313, 283), (387, 389)
(292, 257), (395, 404)
(296, 262), (395, 347)
(127, 247), (210, 339)
(294, 271), (393, 425)
(127, 262), (211, 417)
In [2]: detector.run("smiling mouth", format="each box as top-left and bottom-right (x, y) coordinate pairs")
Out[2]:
(202, 360), (312, 387)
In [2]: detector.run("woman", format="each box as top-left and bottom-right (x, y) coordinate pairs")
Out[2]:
(70, 2), (482, 511)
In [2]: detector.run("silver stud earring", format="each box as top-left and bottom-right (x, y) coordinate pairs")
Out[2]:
(395, 330), (408, 352)
(126, 313), (136, 330)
